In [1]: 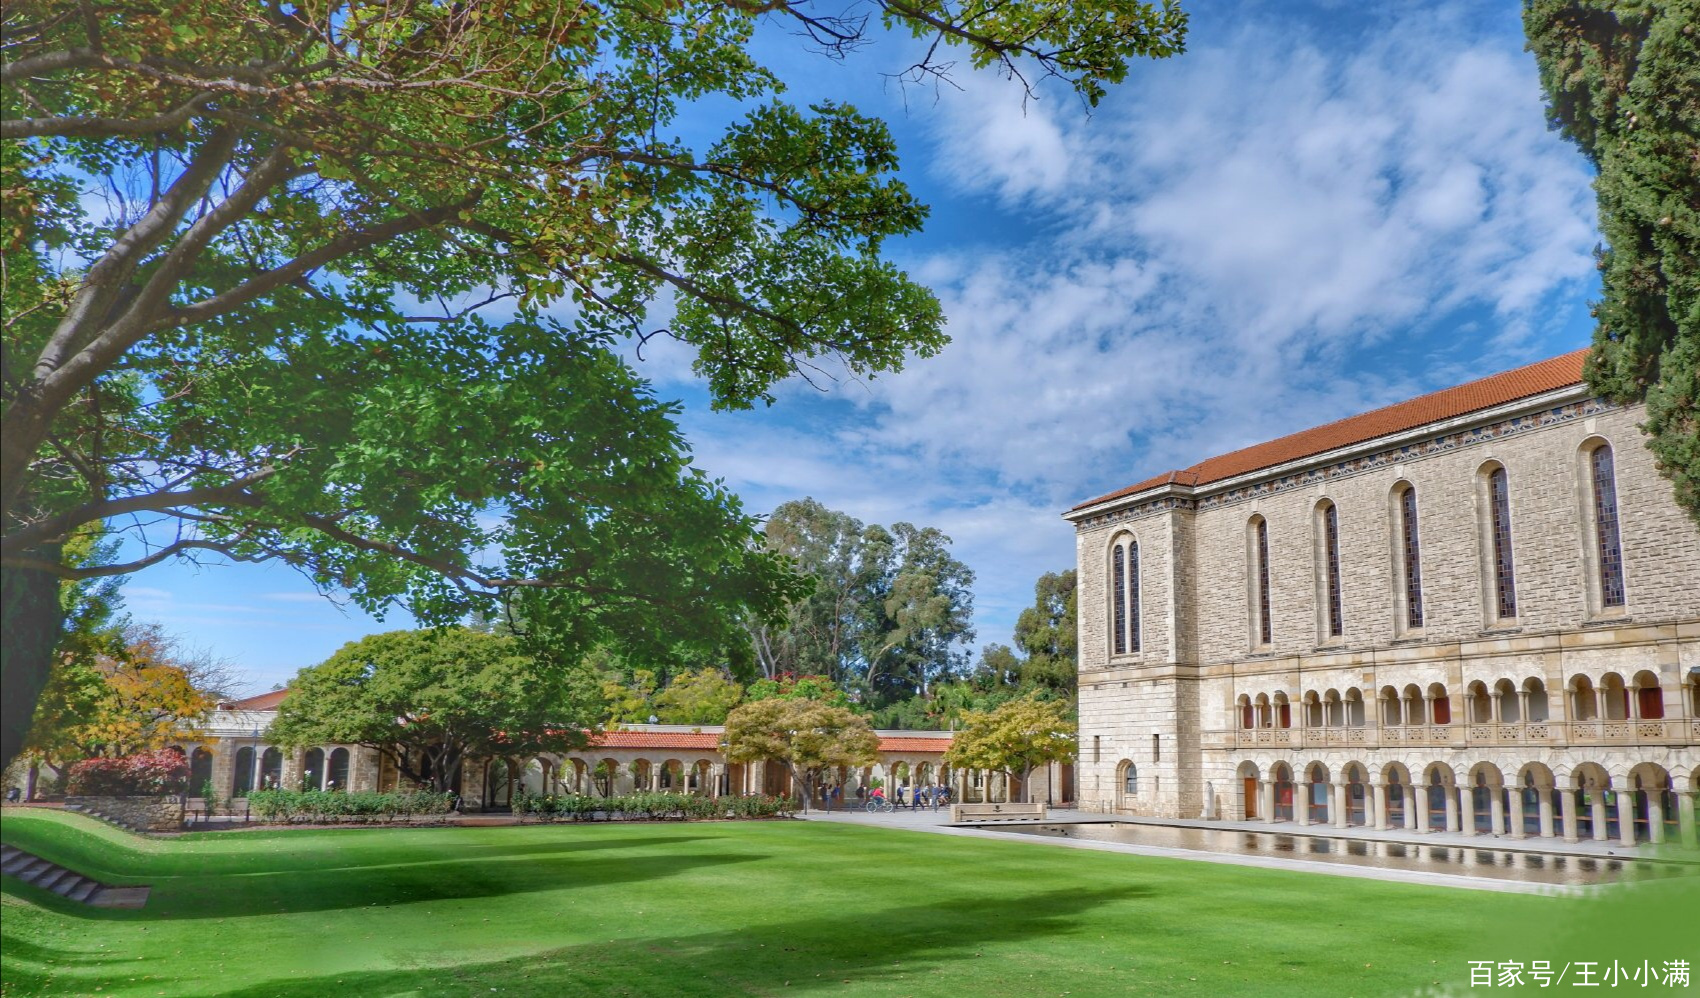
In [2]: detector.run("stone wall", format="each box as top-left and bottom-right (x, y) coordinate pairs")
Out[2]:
(67, 795), (184, 833)
(1070, 393), (1700, 820)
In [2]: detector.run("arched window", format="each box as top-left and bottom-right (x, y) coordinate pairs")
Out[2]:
(1111, 542), (1127, 655)
(190, 747), (214, 791)
(1124, 763), (1139, 796)
(1126, 542), (1141, 652)
(1318, 501), (1343, 638)
(1109, 538), (1140, 655)
(1485, 465), (1517, 619)
(327, 747), (350, 790)
(1588, 444), (1627, 608)
(1250, 516), (1272, 645)
(1396, 484), (1424, 628)
(233, 746), (255, 797)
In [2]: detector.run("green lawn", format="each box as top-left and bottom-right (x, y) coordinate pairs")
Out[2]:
(0, 809), (1689, 997)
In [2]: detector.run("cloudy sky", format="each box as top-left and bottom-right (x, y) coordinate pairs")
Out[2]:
(130, 0), (1602, 693)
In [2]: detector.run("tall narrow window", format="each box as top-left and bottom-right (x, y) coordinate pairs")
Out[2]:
(1591, 446), (1626, 608)
(1400, 487), (1425, 628)
(1255, 519), (1273, 644)
(1488, 467), (1517, 618)
(1322, 503), (1344, 637)
(1126, 541), (1141, 652)
(1111, 543), (1127, 655)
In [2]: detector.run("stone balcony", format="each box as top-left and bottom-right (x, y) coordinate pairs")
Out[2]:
(1203, 717), (1700, 752)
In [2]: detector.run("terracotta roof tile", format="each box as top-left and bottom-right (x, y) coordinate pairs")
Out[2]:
(875, 736), (952, 753)
(218, 689), (289, 711)
(589, 731), (724, 750)
(1072, 349), (1588, 511)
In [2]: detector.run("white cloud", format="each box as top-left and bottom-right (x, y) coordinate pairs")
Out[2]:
(677, 3), (1601, 654)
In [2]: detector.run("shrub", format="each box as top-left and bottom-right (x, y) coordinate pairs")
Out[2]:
(245, 788), (456, 824)
(66, 749), (190, 796)
(512, 791), (793, 823)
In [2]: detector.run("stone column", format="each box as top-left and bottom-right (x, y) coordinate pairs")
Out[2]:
(1589, 792), (1607, 841)
(1296, 782), (1311, 827)
(1491, 692), (1503, 724)
(1507, 790), (1525, 840)
(1538, 792), (1555, 839)
(1489, 786), (1506, 837)
(1459, 786), (1476, 837)
(1619, 792), (1638, 847)
(1414, 784), (1430, 832)
(1403, 786), (1418, 831)
(1560, 789), (1579, 843)
(1443, 785), (1460, 833)
(1647, 793), (1666, 845)
(1677, 792), (1698, 848)
(1333, 783), (1349, 828)
(1372, 783), (1389, 830)
(1261, 780), (1275, 824)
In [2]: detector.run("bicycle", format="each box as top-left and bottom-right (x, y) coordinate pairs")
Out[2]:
(864, 796), (895, 813)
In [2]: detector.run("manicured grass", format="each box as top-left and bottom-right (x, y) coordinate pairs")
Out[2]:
(0, 809), (1679, 997)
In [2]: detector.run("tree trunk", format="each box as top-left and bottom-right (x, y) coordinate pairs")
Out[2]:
(1, 558), (64, 772)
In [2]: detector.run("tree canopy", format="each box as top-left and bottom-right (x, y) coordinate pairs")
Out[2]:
(268, 628), (602, 793)
(0, 0), (1187, 769)
(944, 693), (1075, 803)
(1524, 0), (1700, 521)
(750, 498), (975, 705)
(723, 695), (878, 812)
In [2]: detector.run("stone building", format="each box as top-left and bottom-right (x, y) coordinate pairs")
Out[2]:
(1065, 349), (1700, 846)
(188, 693), (1073, 810)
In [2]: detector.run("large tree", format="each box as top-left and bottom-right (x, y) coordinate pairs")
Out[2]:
(0, 0), (1187, 770)
(268, 628), (599, 793)
(1524, 0), (1700, 521)
(723, 695), (877, 812)
(1010, 569), (1076, 694)
(945, 693), (1075, 804)
(750, 498), (974, 704)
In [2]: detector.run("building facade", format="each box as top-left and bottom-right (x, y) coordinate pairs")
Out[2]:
(1065, 350), (1700, 846)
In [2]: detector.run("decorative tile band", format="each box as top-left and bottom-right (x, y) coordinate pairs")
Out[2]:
(1077, 398), (1616, 531)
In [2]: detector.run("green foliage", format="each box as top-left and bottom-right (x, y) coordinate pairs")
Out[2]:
(269, 628), (601, 792)
(1525, 0), (1700, 521)
(725, 696), (879, 812)
(751, 499), (975, 707)
(2, 1), (1186, 765)
(745, 673), (851, 708)
(511, 789), (791, 822)
(652, 667), (745, 724)
(945, 694), (1076, 803)
(245, 788), (456, 824)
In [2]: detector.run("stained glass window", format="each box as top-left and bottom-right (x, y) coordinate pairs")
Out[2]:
(1489, 467), (1517, 618)
(1401, 487), (1424, 628)
(1591, 446), (1626, 608)
(1255, 519), (1272, 644)
(1127, 541), (1141, 652)
(1111, 543), (1127, 655)
(1323, 503), (1343, 637)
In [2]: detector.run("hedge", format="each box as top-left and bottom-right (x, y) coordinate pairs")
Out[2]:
(246, 788), (457, 824)
(512, 790), (793, 822)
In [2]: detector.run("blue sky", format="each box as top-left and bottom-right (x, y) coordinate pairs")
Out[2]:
(124, 0), (1602, 694)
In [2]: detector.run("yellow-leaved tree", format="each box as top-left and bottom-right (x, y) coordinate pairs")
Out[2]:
(946, 695), (1077, 804)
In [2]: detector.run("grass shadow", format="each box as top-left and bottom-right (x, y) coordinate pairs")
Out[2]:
(181, 884), (1153, 997)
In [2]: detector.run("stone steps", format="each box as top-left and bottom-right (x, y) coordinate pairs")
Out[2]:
(61, 802), (151, 835)
(0, 843), (148, 908)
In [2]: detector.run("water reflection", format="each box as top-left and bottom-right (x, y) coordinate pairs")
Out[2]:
(983, 822), (1698, 886)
